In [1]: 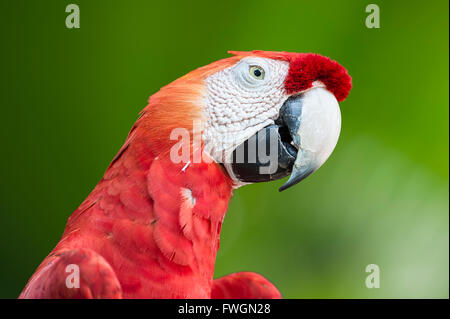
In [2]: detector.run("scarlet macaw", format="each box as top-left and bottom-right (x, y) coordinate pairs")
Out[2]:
(20, 51), (351, 299)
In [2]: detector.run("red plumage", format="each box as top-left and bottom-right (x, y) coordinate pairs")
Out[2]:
(284, 53), (352, 102)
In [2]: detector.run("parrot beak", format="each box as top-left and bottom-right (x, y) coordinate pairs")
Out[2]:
(228, 87), (341, 191)
(276, 87), (341, 191)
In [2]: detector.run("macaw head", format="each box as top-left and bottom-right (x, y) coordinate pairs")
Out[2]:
(141, 51), (351, 191)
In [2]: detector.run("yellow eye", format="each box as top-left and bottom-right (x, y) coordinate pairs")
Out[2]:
(249, 65), (265, 80)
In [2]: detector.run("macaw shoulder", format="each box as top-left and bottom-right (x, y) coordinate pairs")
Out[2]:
(19, 248), (122, 299)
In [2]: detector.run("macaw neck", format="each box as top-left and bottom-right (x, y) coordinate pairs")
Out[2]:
(64, 139), (234, 297)
(147, 150), (235, 286)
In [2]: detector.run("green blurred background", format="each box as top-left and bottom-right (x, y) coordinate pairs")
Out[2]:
(0, 0), (448, 298)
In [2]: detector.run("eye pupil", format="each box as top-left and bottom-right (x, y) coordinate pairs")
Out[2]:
(254, 69), (262, 77)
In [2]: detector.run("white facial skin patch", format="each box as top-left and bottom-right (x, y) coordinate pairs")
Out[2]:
(203, 57), (290, 164)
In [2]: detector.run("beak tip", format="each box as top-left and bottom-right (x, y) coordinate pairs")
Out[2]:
(278, 164), (316, 192)
(278, 179), (300, 192)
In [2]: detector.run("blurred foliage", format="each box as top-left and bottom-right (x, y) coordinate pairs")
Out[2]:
(0, 0), (448, 298)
